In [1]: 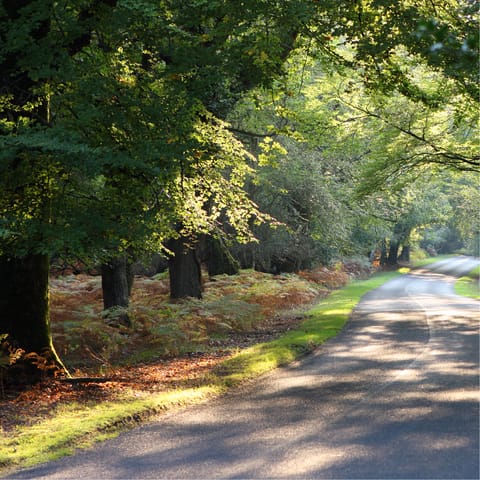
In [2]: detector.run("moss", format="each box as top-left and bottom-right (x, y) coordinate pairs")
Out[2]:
(0, 270), (402, 475)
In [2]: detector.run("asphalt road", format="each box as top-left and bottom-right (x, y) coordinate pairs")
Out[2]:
(9, 256), (480, 479)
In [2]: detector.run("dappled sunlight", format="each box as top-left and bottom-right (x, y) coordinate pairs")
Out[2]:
(8, 258), (479, 479)
(321, 308), (349, 316)
(268, 445), (352, 477)
(359, 321), (398, 332)
(384, 406), (434, 421)
(438, 388), (480, 402)
(425, 435), (471, 451)
(391, 367), (424, 381)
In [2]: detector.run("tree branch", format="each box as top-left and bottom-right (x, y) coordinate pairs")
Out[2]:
(340, 97), (480, 172)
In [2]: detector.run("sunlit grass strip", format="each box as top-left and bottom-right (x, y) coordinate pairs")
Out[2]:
(0, 386), (219, 471)
(212, 270), (401, 387)
(0, 270), (401, 474)
(411, 255), (479, 299)
(411, 254), (456, 268)
(454, 265), (480, 300)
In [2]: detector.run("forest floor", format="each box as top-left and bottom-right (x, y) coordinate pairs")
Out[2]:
(0, 261), (372, 435)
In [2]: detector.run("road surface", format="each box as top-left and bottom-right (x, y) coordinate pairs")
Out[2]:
(8, 256), (480, 479)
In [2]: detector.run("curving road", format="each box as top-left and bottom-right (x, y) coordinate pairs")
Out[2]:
(8, 256), (480, 479)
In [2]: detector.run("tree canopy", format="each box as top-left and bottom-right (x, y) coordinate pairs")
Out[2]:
(1, 0), (478, 382)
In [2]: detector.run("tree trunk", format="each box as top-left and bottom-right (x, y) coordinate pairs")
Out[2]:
(380, 239), (388, 266)
(101, 256), (131, 326)
(0, 254), (68, 383)
(387, 240), (400, 265)
(398, 245), (410, 262)
(205, 236), (239, 277)
(168, 236), (202, 299)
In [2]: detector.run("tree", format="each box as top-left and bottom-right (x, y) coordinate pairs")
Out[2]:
(2, 0), (477, 382)
(302, 1), (479, 178)
(0, 0), (83, 379)
(225, 54), (365, 271)
(0, 0), (183, 379)
(139, 0), (323, 295)
(428, 171), (480, 256)
(167, 234), (203, 299)
(204, 235), (240, 277)
(327, 0), (479, 102)
(227, 34), (478, 269)
(101, 256), (133, 326)
(0, 0), (321, 379)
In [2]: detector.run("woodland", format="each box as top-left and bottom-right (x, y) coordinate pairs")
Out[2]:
(0, 0), (479, 395)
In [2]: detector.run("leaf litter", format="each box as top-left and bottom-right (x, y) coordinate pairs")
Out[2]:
(1, 262), (371, 433)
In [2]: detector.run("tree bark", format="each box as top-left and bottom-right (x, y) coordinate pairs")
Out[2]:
(380, 239), (388, 266)
(101, 256), (132, 326)
(168, 236), (202, 299)
(205, 236), (239, 277)
(398, 245), (410, 262)
(0, 254), (68, 382)
(387, 240), (400, 265)
(101, 256), (130, 309)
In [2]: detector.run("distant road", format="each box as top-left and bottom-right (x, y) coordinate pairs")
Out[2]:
(9, 256), (480, 479)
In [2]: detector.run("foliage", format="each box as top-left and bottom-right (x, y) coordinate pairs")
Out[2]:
(0, 333), (64, 387)
(328, 0), (479, 102)
(0, 335), (24, 396)
(227, 60), (363, 270)
(0, 268), (402, 473)
(49, 269), (331, 371)
(164, 115), (270, 244)
(298, 59), (480, 196)
(227, 38), (478, 269)
(0, 0), (323, 262)
(298, 266), (351, 290)
(1, 1), (476, 255)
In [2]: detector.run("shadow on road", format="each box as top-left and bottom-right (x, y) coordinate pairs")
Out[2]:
(8, 258), (480, 480)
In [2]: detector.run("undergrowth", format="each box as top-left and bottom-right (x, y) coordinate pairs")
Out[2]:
(1, 260), (378, 474)
(50, 267), (351, 374)
(2, 256), (475, 475)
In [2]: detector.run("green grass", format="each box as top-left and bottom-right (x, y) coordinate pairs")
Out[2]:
(454, 265), (480, 300)
(0, 387), (220, 471)
(410, 254), (456, 268)
(409, 255), (480, 300)
(0, 269), (402, 475)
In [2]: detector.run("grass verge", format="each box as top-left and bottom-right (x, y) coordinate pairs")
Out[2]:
(454, 265), (480, 300)
(0, 270), (401, 475)
(215, 270), (401, 386)
(410, 254), (457, 268)
(0, 387), (219, 471)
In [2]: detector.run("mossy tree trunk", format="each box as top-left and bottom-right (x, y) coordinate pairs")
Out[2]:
(101, 256), (130, 309)
(380, 239), (388, 266)
(398, 244), (410, 262)
(0, 254), (68, 382)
